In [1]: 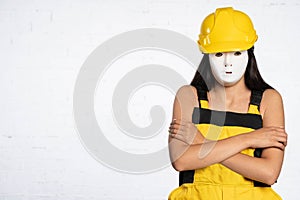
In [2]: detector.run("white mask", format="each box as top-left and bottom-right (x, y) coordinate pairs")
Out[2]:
(208, 51), (248, 86)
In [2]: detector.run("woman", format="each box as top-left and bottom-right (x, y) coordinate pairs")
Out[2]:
(168, 7), (287, 200)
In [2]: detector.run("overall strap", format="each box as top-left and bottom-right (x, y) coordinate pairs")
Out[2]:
(195, 86), (209, 109)
(248, 90), (264, 114)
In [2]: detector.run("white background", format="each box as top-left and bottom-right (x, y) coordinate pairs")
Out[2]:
(0, 0), (299, 199)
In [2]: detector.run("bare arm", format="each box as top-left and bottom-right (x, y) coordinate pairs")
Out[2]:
(221, 89), (287, 185)
(169, 87), (287, 185)
(168, 86), (286, 172)
(169, 132), (253, 171)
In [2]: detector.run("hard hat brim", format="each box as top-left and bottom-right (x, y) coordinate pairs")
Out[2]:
(198, 41), (255, 54)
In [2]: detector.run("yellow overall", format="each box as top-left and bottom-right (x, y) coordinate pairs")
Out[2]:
(168, 89), (282, 200)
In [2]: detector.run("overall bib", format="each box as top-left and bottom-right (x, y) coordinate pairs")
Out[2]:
(168, 88), (282, 200)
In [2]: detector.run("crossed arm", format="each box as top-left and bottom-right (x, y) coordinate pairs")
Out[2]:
(168, 86), (287, 185)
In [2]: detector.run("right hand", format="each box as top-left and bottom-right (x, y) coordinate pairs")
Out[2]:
(246, 126), (287, 150)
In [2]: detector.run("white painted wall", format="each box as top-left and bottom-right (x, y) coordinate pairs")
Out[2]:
(0, 0), (299, 199)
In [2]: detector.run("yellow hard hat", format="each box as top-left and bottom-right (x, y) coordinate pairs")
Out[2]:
(198, 7), (258, 53)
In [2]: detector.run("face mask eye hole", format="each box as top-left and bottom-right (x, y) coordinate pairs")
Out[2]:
(215, 52), (223, 57)
(234, 51), (241, 56)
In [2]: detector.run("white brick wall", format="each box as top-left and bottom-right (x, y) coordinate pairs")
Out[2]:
(0, 0), (299, 199)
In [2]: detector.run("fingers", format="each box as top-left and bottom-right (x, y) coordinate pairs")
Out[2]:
(169, 119), (181, 135)
(169, 119), (193, 128)
(267, 126), (286, 132)
(269, 128), (288, 150)
(244, 126), (288, 149)
(168, 118), (198, 145)
(169, 129), (197, 143)
(170, 118), (191, 125)
(274, 133), (288, 147)
(169, 119), (192, 132)
(271, 127), (288, 145)
(274, 142), (285, 151)
(169, 125), (196, 136)
(168, 127), (183, 135)
(169, 133), (193, 145)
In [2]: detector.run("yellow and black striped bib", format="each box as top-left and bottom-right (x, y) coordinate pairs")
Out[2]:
(168, 87), (282, 200)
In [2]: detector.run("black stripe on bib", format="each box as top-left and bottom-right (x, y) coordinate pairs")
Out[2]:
(192, 107), (263, 129)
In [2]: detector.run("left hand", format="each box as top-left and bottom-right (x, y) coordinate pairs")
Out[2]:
(168, 119), (204, 145)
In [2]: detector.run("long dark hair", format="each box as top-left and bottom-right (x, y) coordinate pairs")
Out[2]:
(190, 47), (273, 91)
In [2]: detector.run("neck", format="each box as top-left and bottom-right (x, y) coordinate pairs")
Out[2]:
(208, 78), (250, 110)
(212, 81), (249, 98)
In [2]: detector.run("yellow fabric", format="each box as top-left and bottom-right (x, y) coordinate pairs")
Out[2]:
(200, 100), (209, 109)
(168, 100), (282, 200)
(248, 104), (260, 115)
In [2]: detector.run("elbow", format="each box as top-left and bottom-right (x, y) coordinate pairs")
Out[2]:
(171, 157), (208, 171)
(265, 175), (278, 186)
(262, 169), (280, 185)
(264, 178), (277, 186)
(172, 159), (186, 172)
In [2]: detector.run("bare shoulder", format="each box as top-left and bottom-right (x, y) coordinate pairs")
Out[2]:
(175, 85), (198, 102)
(260, 89), (284, 118)
(172, 85), (199, 120)
(261, 89), (283, 104)
(176, 85), (197, 96)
